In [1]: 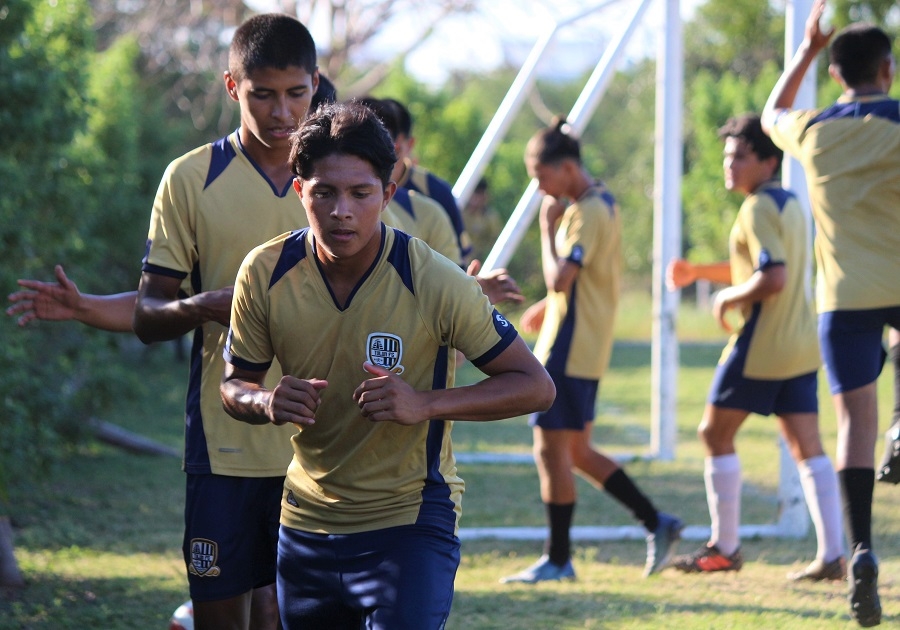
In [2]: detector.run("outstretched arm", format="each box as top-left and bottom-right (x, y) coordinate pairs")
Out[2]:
(762, 0), (834, 133)
(666, 259), (732, 291)
(7, 264), (136, 332)
(133, 271), (234, 343)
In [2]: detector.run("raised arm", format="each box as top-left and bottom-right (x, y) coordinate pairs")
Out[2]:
(7, 264), (136, 332)
(762, 0), (834, 133)
(540, 196), (579, 294)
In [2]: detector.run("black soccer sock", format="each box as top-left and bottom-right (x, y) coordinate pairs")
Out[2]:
(838, 468), (875, 552)
(543, 502), (575, 566)
(891, 341), (900, 420)
(603, 468), (659, 532)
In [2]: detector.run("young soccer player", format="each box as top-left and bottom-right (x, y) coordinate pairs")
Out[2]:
(666, 114), (844, 581)
(6, 15), (318, 630)
(762, 0), (900, 624)
(500, 118), (682, 584)
(219, 100), (555, 629)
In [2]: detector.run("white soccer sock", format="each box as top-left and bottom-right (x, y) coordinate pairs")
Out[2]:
(704, 454), (742, 556)
(798, 454), (845, 561)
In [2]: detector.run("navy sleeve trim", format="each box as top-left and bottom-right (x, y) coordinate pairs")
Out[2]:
(140, 262), (189, 279)
(470, 310), (518, 367)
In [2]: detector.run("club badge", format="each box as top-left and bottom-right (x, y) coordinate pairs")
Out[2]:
(367, 332), (405, 374)
(188, 538), (221, 577)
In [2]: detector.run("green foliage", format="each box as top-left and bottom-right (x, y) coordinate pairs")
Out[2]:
(0, 1), (173, 505)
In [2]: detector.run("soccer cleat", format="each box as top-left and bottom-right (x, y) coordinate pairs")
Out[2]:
(848, 548), (881, 627)
(876, 416), (900, 484)
(671, 544), (743, 573)
(643, 512), (684, 577)
(499, 555), (576, 584)
(787, 556), (846, 582)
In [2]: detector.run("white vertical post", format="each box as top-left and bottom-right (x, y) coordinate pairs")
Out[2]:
(775, 0), (816, 537)
(651, 0), (682, 461)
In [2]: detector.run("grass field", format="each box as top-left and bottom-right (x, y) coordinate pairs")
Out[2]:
(2, 293), (898, 628)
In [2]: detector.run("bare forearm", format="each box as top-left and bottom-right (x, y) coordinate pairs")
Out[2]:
(75, 292), (137, 332)
(425, 370), (554, 422)
(221, 379), (274, 425)
(691, 262), (732, 285)
(133, 293), (218, 343)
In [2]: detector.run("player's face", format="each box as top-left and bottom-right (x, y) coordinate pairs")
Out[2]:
(525, 155), (567, 199)
(225, 65), (319, 156)
(722, 137), (775, 196)
(295, 154), (396, 268)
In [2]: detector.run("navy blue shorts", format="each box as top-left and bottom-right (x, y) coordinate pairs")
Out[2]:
(277, 524), (461, 630)
(707, 344), (818, 416)
(819, 307), (900, 394)
(529, 372), (599, 430)
(183, 474), (283, 602)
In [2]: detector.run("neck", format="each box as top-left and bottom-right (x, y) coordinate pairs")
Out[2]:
(846, 85), (885, 98)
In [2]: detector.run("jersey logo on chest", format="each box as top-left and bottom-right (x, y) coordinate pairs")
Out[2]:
(367, 333), (405, 374)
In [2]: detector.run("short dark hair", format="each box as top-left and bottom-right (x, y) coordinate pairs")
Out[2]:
(829, 23), (893, 87)
(382, 98), (413, 137)
(229, 14), (317, 82)
(310, 74), (337, 113)
(289, 101), (397, 188)
(526, 116), (581, 165)
(718, 113), (783, 173)
(357, 96), (400, 139)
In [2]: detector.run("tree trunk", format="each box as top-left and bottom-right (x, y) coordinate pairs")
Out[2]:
(0, 516), (24, 589)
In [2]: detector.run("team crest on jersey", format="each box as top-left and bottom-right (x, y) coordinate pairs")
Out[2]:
(367, 332), (405, 374)
(188, 538), (221, 577)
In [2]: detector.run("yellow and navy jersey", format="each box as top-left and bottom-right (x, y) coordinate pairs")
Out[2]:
(384, 187), (462, 266)
(720, 182), (819, 379)
(142, 129), (305, 477)
(224, 224), (518, 535)
(399, 160), (472, 261)
(769, 95), (900, 312)
(533, 183), (621, 380)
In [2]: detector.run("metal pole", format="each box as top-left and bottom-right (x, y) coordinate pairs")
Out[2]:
(650, 0), (682, 460)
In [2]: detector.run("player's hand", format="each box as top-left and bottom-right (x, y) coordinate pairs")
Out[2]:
(468, 259), (525, 305)
(804, 0), (835, 52)
(269, 375), (328, 426)
(353, 362), (426, 425)
(520, 300), (546, 334)
(7, 264), (82, 326)
(666, 259), (696, 291)
(712, 287), (740, 333)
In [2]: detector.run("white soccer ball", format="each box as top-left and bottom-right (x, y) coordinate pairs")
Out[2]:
(168, 599), (193, 630)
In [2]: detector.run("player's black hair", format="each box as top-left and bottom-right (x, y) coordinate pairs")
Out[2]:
(229, 14), (317, 82)
(356, 96), (401, 140)
(718, 113), (783, 173)
(289, 100), (397, 188)
(310, 74), (337, 113)
(382, 98), (413, 137)
(829, 23), (893, 87)
(527, 116), (581, 166)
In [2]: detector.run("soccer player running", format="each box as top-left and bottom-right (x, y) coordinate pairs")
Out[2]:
(501, 118), (682, 584)
(666, 114), (844, 581)
(219, 100), (555, 629)
(762, 0), (900, 625)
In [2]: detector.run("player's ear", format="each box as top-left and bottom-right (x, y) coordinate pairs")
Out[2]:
(382, 181), (396, 210)
(224, 72), (239, 102)
(293, 178), (302, 196)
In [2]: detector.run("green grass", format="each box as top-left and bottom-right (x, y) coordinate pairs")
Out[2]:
(3, 296), (898, 629)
